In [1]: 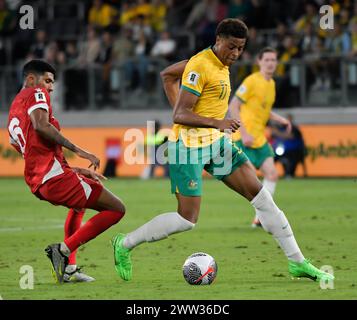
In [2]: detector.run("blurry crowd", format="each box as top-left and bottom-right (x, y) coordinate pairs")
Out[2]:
(1, 0), (357, 108)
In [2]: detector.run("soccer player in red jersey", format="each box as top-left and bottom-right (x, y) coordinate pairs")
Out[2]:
(7, 60), (126, 283)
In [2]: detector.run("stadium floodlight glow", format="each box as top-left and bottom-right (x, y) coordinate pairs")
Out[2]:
(275, 144), (285, 156)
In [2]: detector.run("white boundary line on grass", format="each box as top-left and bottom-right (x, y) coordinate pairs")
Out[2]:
(0, 224), (63, 233)
(1, 217), (63, 223)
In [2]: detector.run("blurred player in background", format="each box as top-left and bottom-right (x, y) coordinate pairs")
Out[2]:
(7, 60), (126, 283)
(271, 114), (307, 178)
(141, 120), (169, 179)
(229, 47), (292, 228)
(111, 19), (333, 284)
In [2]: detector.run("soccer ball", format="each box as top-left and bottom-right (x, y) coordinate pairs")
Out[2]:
(182, 252), (217, 285)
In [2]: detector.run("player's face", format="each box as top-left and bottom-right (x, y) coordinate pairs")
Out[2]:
(37, 72), (55, 94)
(258, 52), (278, 75)
(215, 36), (246, 66)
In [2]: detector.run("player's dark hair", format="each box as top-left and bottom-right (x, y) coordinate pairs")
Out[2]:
(215, 18), (248, 39)
(257, 47), (278, 60)
(23, 60), (56, 79)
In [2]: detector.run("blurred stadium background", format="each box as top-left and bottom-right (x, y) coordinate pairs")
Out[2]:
(1, 0), (357, 300)
(0, 0), (356, 177)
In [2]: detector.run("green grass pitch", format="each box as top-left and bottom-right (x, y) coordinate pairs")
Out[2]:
(0, 177), (356, 300)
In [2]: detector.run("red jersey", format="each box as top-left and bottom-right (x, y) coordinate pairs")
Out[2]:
(7, 87), (70, 193)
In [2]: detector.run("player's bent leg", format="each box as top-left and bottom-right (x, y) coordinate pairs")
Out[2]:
(42, 171), (125, 283)
(63, 187), (125, 253)
(223, 161), (262, 201)
(176, 193), (201, 223)
(90, 187), (126, 213)
(251, 188), (334, 281)
(224, 164), (334, 282)
(62, 187), (127, 283)
(252, 188), (333, 281)
(112, 194), (198, 281)
(225, 165), (303, 260)
(251, 187), (304, 259)
(57, 187), (125, 280)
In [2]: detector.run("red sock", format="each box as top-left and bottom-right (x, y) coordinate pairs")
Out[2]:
(64, 209), (85, 265)
(64, 210), (124, 252)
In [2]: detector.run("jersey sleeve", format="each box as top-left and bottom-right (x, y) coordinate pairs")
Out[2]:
(181, 58), (207, 97)
(26, 88), (51, 115)
(234, 76), (252, 104)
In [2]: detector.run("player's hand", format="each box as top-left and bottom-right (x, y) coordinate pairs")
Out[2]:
(82, 168), (107, 185)
(215, 119), (240, 132)
(73, 167), (107, 185)
(75, 148), (100, 170)
(285, 120), (292, 134)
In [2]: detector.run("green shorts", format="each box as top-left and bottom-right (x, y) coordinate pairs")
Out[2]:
(168, 136), (248, 196)
(234, 140), (274, 169)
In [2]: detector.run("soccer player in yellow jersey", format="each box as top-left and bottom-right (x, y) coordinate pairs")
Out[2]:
(229, 47), (292, 228)
(112, 19), (333, 283)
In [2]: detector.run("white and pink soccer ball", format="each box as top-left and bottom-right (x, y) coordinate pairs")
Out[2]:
(182, 252), (218, 285)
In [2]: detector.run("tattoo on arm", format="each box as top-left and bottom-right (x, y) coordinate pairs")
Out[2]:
(55, 131), (77, 152)
(38, 123), (78, 153)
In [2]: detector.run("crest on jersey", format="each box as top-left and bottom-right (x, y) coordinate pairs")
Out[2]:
(187, 71), (200, 86)
(35, 90), (46, 103)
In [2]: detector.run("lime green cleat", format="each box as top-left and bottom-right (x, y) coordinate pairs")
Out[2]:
(288, 259), (335, 282)
(111, 233), (132, 281)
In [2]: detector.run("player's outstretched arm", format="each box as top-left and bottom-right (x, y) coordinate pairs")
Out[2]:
(160, 60), (188, 108)
(270, 111), (292, 133)
(30, 108), (100, 170)
(173, 89), (240, 132)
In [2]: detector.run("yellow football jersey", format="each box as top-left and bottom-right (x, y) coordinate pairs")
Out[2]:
(232, 72), (275, 148)
(169, 48), (231, 147)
